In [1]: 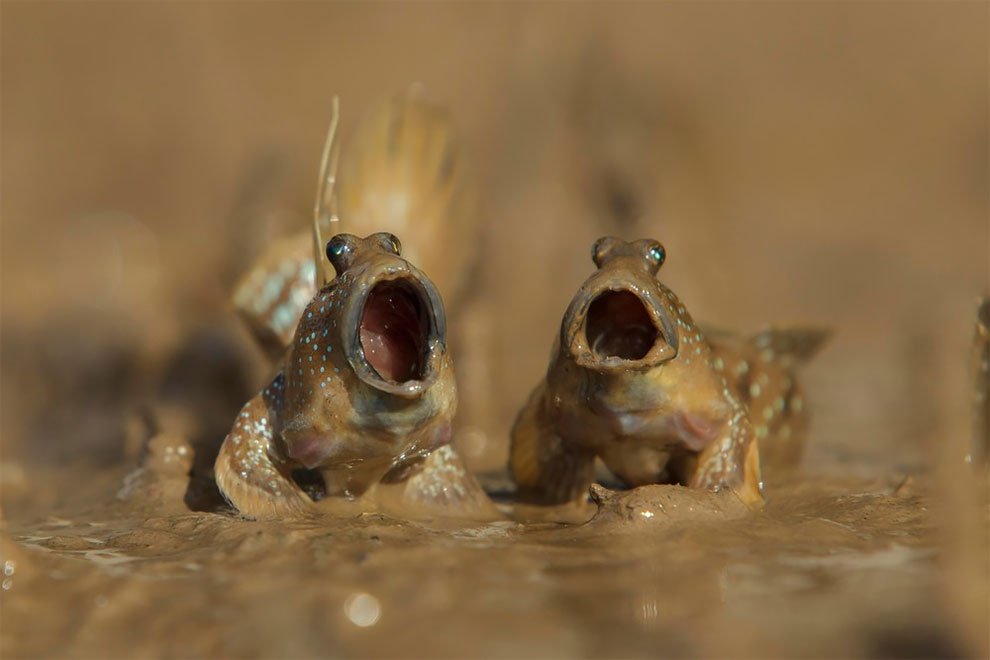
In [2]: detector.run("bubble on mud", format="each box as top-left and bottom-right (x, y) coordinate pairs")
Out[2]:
(344, 592), (381, 627)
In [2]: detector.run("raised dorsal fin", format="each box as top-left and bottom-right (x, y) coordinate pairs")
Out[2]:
(312, 96), (341, 288)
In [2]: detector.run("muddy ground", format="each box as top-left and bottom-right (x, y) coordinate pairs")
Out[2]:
(1, 4), (988, 658)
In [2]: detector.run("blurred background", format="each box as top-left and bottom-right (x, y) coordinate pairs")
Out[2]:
(1, 4), (987, 657)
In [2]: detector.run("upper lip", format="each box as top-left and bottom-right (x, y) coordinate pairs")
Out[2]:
(561, 280), (678, 371)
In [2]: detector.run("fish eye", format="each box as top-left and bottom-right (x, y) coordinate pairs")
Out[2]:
(647, 243), (666, 267)
(326, 234), (357, 273)
(592, 236), (621, 268)
(384, 233), (401, 255)
(369, 232), (402, 256)
(327, 236), (350, 260)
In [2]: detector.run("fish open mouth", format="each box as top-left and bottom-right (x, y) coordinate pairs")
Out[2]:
(359, 279), (430, 383)
(585, 290), (659, 361)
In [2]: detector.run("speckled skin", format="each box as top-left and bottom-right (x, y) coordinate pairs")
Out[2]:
(216, 233), (459, 518)
(511, 237), (824, 506)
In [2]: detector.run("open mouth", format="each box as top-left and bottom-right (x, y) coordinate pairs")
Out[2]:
(585, 290), (658, 361)
(359, 280), (430, 383)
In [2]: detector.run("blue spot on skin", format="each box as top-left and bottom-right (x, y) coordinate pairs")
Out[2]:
(321, 382), (326, 388)
(326, 345), (332, 352)
(320, 367), (325, 373)
(334, 368), (340, 374)
(307, 312), (312, 319)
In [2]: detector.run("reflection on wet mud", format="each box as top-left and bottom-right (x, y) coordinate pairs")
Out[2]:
(0, 470), (952, 658)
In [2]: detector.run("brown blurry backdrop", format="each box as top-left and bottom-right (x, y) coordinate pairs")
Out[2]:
(2, 2), (987, 487)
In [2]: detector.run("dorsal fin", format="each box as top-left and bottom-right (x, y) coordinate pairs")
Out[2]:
(336, 86), (475, 303)
(312, 96), (341, 288)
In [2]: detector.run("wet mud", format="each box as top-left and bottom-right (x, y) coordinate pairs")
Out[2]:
(0, 465), (967, 659)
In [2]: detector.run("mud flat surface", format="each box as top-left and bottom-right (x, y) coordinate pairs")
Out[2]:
(1, 463), (985, 658)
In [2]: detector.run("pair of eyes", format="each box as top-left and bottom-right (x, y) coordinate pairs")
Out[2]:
(327, 233), (665, 272)
(592, 237), (666, 270)
(326, 232), (401, 266)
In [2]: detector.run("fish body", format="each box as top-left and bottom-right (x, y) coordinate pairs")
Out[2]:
(216, 234), (470, 518)
(217, 91), (492, 520)
(510, 237), (825, 505)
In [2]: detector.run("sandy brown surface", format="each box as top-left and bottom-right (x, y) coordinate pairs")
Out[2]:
(1, 3), (988, 658)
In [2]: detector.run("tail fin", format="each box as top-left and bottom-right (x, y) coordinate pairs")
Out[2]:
(337, 86), (477, 303)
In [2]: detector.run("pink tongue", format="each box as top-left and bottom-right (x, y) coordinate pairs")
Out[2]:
(360, 325), (404, 381)
(360, 288), (421, 382)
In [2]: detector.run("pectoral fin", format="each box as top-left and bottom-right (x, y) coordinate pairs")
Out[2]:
(375, 446), (503, 522)
(214, 393), (312, 519)
(689, 411), (764, 508)
(510, 385), (595, 505)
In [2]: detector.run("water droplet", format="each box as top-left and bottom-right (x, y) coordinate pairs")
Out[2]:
(344, 592), (381, 627)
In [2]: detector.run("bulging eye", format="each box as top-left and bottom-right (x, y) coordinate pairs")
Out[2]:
(327, 236), (350, 260)
(369, 232), (402, 256)
(592, 236), (621, 268)
(326, 234), (357, 273)
(647, 243), (666, 267)
(384, 233), (401, 255)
